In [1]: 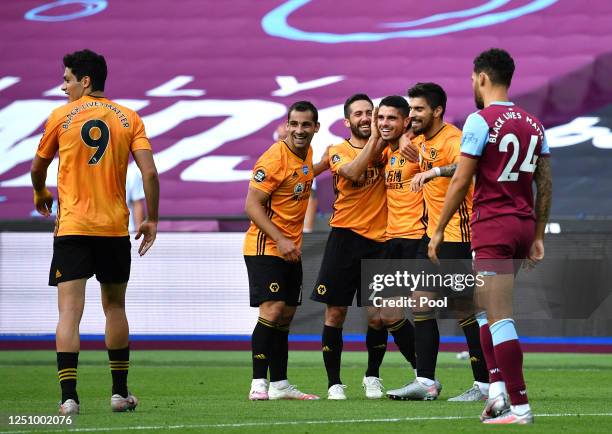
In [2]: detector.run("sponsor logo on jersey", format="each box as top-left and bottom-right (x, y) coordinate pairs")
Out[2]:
(253, 169), (266, 183)
(331, 154), (341, 164)
(390, 156), (396, 166)
(302, 165), (309, 175)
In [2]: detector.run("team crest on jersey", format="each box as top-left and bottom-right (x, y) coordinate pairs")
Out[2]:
(317, 284), (327, 295)
(253, 169), (266, 183)
(390, 156), (396, 166)
(302, 165), (309, 175)
(429, 148), (437, 160)
(399, 157), (406, 167)
(331, 154), (341, 164)
(269, 282), (280, 292)
(294, 183), (305, 195)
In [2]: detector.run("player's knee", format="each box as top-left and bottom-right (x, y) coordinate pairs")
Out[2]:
(280, 306), (297, 325)
(325, 306), (347, 327)
(102, 297), (126, 314)
(58, 301), (85, 321)
(259, 301), (284, 323)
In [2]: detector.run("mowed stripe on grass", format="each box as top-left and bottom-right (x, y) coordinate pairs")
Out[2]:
(1, 351), (611, 433)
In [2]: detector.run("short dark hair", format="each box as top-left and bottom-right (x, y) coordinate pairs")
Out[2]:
(379, 95), (410, 117)
(63, 49), (107, 92)
(407, 82), (447, 117)
(343, 93), (373, 118)
(287, 100), (318, 123)
(473, 48), (515, 88)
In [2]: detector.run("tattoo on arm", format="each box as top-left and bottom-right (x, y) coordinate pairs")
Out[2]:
(438, 163), (457, 177)
(534, 157), (552, 223)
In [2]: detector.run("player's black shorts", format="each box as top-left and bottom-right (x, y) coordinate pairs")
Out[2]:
(415, 235), (473, 297)
(244, 255), (303, 307)
(311, 227), (384, 307)
(384, 236), (428, 259)
(416, 235), (471, 260)
(49, 236), (131, 286)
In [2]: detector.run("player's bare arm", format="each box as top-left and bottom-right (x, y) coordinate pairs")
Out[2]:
(428, 156), (478, 263)
(30, 155), (55, 217)
(133, 149), (160, 256)
(338, 107), (384, 182)
(245, 186), (300, 262)
(410, 163), (458, 192)
(313, 145), (332, 176)
(529, 156), (552, 264)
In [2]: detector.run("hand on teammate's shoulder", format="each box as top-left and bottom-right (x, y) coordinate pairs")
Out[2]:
(399, 133), (419, 162)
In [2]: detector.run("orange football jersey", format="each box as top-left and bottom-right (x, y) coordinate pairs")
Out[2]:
(414, 123), (473, 242)
(328, 140), (387, 242)
(383, 146), (426, 239)
(36, 95), (151, 237)
(243, 141), (314, 257)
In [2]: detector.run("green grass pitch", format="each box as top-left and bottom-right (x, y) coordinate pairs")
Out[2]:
(1, 350), (612, 433)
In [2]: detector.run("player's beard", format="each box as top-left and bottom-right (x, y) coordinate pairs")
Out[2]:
(350, 121), (371, 140)
(411, 117), (431, 136)
(474, 87), (484, 110)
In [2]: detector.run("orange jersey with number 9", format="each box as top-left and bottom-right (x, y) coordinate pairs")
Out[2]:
(36, 95), (152, 237)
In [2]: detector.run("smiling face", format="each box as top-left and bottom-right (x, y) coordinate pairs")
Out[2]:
(408, 96), (439, 136)
(377, 105), (409, 143)
(61, 67), (90, 102)
(286, 109), (319, 154)
(344, 99), (373, 139)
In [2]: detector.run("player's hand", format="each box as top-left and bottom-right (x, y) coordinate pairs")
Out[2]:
(428, 231), (444, 265)
(370, 106), (380, 140)
(410, 169), (435, 192)
(399, 133), (419, 162)
(277, 237), (301, 262)
(33, 188), (54, 217)
(135, 220), (158, 256)
(525, 238), (545, 269)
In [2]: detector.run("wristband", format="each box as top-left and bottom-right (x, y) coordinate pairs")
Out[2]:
(433, 167), (441, 177)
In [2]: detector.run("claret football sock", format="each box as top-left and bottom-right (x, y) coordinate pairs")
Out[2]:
(476, 312), (504, 385)
(387, 319), (416, 369)
(108, 346), (130, 398)
(365, 326), (388, 378)
(251, 317), (276, 380)
(413, 313), (439, 381)
(57, 352), (79, 404)
(322, 325), (343, 388)
(270, 324), (290, 382)
(490, 318), (528, 405)
(459, 315), (489, 384)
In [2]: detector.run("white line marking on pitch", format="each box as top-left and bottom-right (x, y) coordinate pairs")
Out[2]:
(2, 413), (612, 433)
